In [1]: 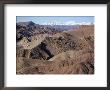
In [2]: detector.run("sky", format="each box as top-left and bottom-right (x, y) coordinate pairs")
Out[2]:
(16, 16), (94, 25)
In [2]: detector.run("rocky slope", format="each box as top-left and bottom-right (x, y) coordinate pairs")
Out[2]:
(16, 21), (80, 42)
(16, 21), (61, 42)
(16, 25), (94, 74)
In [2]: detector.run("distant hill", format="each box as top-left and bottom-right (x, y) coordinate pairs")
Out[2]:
(43, 25), (80, 31)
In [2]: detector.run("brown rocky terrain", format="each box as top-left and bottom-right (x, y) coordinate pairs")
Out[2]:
(16, 25), (94, 74)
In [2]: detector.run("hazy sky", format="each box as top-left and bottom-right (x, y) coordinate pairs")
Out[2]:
(16, 16), (94, 25)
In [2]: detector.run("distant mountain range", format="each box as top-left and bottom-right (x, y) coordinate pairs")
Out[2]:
(16, 21), (80, 42)
(17, 21), (80, 31)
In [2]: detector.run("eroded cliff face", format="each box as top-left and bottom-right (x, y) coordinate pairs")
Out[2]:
(16, 25), (94, 74)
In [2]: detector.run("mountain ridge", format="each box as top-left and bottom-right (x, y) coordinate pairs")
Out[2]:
(16, 22), (94, 74)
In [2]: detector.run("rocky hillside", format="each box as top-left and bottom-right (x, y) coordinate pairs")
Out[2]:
(16, 21), (80, 42)
(16, 25), (94, 74)
(16, 21), (61, 42)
